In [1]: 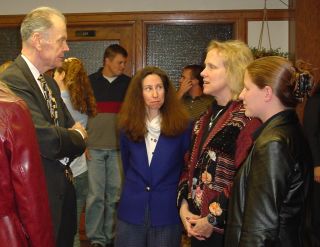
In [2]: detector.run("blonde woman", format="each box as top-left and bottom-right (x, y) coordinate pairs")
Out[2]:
(178, 40), (260, 247)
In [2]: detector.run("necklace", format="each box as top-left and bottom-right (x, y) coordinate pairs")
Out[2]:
(208, 108), (224, 130)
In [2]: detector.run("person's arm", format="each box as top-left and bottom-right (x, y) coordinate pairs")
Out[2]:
(6, 77), (86, 160)
(9, 99), (55, 247)
(119, 131), (130, 174)
(235, 117), (261, 167)
(239, 141), (294, 246)
(177, 152), (191, 208)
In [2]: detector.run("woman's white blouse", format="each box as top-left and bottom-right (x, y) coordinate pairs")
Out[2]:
(145, 115), (161, 166)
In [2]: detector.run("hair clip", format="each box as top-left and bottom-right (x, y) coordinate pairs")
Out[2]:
(293, 71), (313, 101)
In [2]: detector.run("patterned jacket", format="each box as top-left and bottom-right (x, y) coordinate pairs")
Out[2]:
(177, 100), (260, 234)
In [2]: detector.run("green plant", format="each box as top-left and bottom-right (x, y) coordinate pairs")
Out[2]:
(250, 47), (289, 59)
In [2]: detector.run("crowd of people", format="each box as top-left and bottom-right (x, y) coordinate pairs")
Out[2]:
(0, 5), (318, 247)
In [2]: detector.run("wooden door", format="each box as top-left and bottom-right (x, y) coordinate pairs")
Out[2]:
(66, 24), (135, 77)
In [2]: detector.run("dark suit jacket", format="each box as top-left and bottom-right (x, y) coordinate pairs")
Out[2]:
(118, 126), (192, 227)
(0, 55), (86, 237)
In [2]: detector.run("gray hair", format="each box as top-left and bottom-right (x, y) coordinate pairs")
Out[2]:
(20, 6), (65, 41)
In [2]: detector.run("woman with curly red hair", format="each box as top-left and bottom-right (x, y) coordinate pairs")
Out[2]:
(54, 57), (97, 246)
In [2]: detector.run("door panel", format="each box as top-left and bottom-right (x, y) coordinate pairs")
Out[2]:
(67, 24), (134, 76)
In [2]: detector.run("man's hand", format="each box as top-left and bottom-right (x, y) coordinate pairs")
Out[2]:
(70, 122), (88, 140)
(177, 80), (192, 99)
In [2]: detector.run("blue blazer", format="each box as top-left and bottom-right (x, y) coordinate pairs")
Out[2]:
(118, 127), (191, 227)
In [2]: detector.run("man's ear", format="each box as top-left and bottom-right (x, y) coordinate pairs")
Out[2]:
(264, 85), (273, 102)
(104, 57), (112, 66)
(31, 32), (42, 50)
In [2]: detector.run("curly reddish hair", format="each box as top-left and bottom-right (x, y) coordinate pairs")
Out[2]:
(118, 66), (190, 142)
(56, 57), (97, 117)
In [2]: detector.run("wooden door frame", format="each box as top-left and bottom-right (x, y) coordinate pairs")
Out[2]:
(67, 23), (135, 76)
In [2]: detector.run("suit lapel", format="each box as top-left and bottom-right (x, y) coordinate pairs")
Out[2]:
(15, 56), (54, 123)
(136, 140), (152, 184)
(149, 135), (162, 167)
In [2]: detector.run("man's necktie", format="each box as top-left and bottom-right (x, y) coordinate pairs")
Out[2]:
(38, 75), (73, 183)
(38, 74), (59, 126)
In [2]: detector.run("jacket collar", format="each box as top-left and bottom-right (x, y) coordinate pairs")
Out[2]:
(252, 109), (299, 140)
(14, 55), (58, 123)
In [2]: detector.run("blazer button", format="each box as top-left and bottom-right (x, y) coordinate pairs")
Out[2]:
(146, 186), (151, 192)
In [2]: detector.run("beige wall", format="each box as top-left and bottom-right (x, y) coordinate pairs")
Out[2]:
(248, 20), (289, 53)
(1, 0), (287, 14)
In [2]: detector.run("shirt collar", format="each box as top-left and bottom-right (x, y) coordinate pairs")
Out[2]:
(21, 54), (41, 82)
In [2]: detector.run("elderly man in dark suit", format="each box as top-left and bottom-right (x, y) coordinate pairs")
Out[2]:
(0, 6), (87, 247)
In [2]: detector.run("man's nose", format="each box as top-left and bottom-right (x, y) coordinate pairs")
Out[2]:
(64, 42), (70, 52)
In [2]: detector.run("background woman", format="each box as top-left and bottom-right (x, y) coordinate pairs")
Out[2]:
(116, 66), (191, 247)
(177, 40), (260, 247)
(54, 57), (97, 247)
(226, 56), (311, 246)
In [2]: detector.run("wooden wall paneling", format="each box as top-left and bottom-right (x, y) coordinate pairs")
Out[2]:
(291, 0), (320, 122)
(236, 15), (247, 42)
(131, 20), (139, 75)
(0, 9), (290, 74)
(295, 0), (320, 82)
(0, 15), (23, 27)
(134, 19), (144, 73)
(0, 10), (290, 30)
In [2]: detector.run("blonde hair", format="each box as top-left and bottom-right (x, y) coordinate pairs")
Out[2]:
(207, 40), (253, 100)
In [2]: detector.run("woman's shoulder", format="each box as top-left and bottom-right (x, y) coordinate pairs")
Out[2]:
(226, 101), (244, 115)
(228, 101), (252, 123)
(256, 121), (302, 149)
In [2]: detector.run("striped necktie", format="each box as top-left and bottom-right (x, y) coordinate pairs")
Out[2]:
(38, 74), (59, 126)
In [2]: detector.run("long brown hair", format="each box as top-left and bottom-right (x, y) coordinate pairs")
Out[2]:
(55, 57), (97, 117)
(118, 66), (190, 141)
